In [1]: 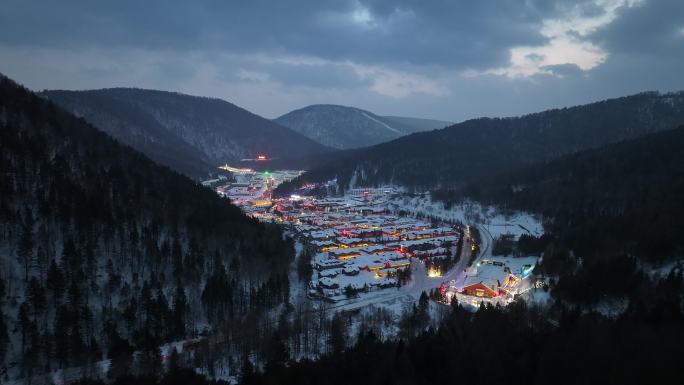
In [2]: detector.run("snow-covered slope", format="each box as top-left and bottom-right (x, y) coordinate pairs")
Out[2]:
(275, 104), (450, 149)
(41, 88), (330, 177)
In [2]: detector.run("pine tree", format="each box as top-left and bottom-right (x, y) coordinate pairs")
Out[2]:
(239, 356), (256, 385)
(0, 313), (8, 362)
(17, 301), (32, 353)
(45, 259), (66, 308)
(168, 347), (181, 373)
(53, 305), (70, 367)
(69, 308), (85, 363)
(172, 283), (188, 338)
(138, 345), (162, 377)
(265, 331), (289, 370)
(27, 277), (46, 322)
(67, 280), (81, 309)
(328, 313), (347, 354)
(17, 224), (34, 283)
(123, 298), (137, 337)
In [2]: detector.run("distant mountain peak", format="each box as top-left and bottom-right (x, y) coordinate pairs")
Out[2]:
(275, 104), (452, 149)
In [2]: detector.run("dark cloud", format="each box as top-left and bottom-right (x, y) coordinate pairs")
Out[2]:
(592, 0), (684, 58)
(0, 0), (682, 122)
(0, 0), (575, 70)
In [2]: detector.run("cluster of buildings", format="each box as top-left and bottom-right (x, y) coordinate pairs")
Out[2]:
(441, 255), (540, 306)
(208, 167), (542, 307)
(275, 191), (460, 301)
(213, 166), (301, 219)
(211, 174), (462, 301)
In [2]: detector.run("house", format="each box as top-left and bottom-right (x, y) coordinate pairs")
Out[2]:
(315, 259), (346, 270)
(342, 266), (359, 276)
(461, 262), (509, 298)
(461, 281), (499, 298)
(460, 256), (540, 298)
(319, 269), (339, 278)
(311, 240), (338, 252)
(319, 277), (339, 289)
(333, 251), (362, 260)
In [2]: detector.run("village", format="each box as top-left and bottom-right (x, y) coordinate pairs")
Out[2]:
(209, 164), (544, 309)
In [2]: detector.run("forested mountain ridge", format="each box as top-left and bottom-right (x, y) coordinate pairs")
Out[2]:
(41, 88), (331, 178)
(246, 130), (684, 385)
(380, 115), (453, 132)
(274, 104), (450, 149)
(276, 91), (684, 193)
(435, 125), (684, 263)
(0, 74), (294, 378)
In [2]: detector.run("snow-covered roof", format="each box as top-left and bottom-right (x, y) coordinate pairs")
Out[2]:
(484, 256), (539, 275)
(463, 256), (540, 291)
(319, 269), (339, 277)
(310, 239), (336, 247)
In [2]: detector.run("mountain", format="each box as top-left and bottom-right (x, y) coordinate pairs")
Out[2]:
(380, 115), (452, 132)
(436, 125), (684, 263)
(276, 91), (684, 193)
(40, 88), (330, 178)
(0, 74), (294, 377)
(246, 126), (684, 385)
(274, 104), (450, 149)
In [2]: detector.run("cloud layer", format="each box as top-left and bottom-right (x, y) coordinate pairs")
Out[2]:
(0, 0), (682, 120)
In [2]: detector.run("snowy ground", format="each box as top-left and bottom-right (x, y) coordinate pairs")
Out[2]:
(286, 190), (546, 318)
(645, 258), (683, 279)
(207, 179), (550, 377)
(387, 194), (543, 241)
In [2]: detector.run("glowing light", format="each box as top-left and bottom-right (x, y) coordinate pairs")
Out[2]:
(257, 155), (267, 161)
(427, 267), (442, 278)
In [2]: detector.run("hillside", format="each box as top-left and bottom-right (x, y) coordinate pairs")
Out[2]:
(0, 75), (294, 378)
(276, 92), (684, 193)
(380, 115), (452, 132)
(274, 104), (447, 149)
(435, 125), (684, 262)
(41, 88), (330, 178)
(241, 130), (684, 385)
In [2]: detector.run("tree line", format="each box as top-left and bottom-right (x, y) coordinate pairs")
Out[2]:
(0, 74), (295, 381)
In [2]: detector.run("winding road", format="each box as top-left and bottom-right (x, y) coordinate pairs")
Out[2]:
(320, 223), (495, 312)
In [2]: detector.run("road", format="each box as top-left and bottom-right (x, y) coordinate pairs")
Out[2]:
(324, 223), (494, 312)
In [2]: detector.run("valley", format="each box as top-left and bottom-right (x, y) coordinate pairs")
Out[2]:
(3, 74), (683, 384)
(209, 167), (547, 315)
(2, 1), (684, 380)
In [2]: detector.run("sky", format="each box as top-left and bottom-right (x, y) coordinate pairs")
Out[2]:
(1, 0), (683, 122)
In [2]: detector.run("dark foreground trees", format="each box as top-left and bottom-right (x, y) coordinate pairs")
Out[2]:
(245, 284), (684, 385)
(0, 73), (295, 378)
(93, 268), (683, 385)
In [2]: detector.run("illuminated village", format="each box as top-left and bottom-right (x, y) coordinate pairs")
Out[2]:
(210, 164), (543, 307)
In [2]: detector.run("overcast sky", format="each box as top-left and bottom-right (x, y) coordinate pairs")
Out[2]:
(1, 0), (682, 121)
